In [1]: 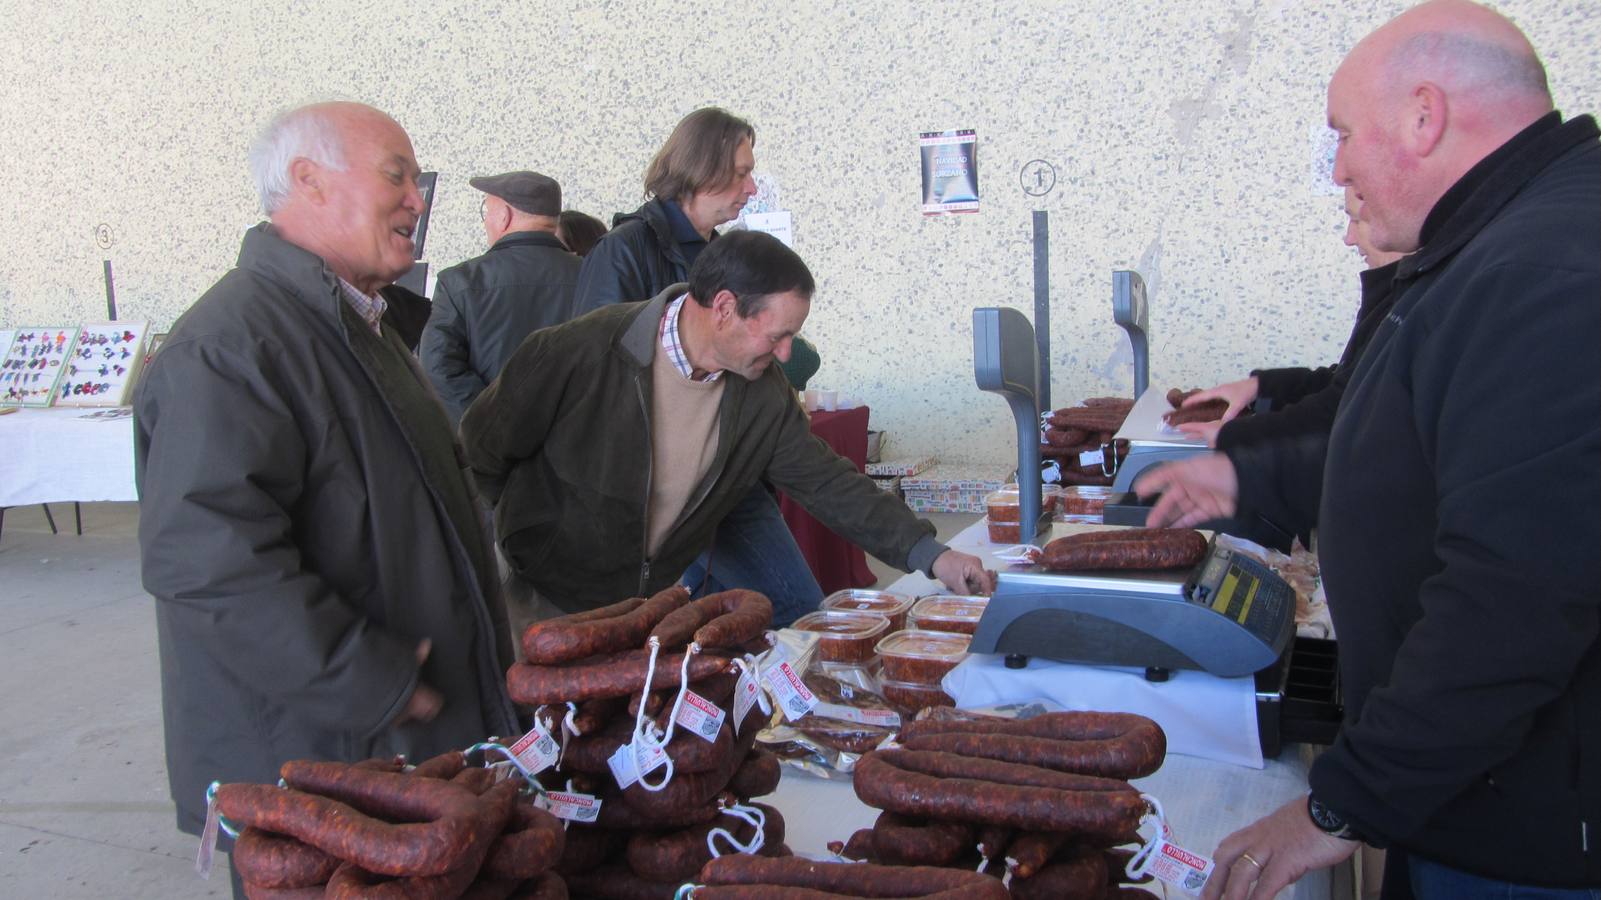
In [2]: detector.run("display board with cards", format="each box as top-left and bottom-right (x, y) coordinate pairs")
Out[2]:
(56, 321), (151, 407)
(1, 327), (79, 407)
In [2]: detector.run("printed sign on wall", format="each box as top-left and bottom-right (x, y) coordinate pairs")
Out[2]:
(920, 129), (980, 215)
(1, 327), (79, 407)
(57, 321), (151, 407)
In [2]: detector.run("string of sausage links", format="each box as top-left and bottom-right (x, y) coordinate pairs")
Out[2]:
(705, 801), (767, 857)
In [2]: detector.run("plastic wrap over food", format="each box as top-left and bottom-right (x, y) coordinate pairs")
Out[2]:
(756, 663), (901, 780)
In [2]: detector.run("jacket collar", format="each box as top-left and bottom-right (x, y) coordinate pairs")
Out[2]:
(237, 222), (355, 337)
(1400, 113), (1598, 281)
(489, 230), (566, 252)
(617, 283), (684, 368)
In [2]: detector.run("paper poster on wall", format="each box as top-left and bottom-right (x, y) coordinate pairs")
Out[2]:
(920, 129), (980, 215)
(1, 327), (78, 407)
(744, 211), (794, 247)
(57, 321), (151, 407)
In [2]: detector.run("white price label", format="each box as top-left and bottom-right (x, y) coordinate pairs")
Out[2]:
(1079, 448), (1105, 467)
(194, 792), (220, 879)
(507, 721), (560, 774)
(538, 790), (602, 823)
(608, 739), (670, 790)
(1143, 838), (1214, 896)
(811, 701), (900, 728)
(761, 660), (818, 722)
(733, 667), (761, 734)
(673, 690), (727, 743)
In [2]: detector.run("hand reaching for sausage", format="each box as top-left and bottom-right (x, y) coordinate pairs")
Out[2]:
(1183, 377), (1259, 422)
(1136, 454), (1239, 529)
(396, 639), (443, 725)
(931, 549), (997, 596)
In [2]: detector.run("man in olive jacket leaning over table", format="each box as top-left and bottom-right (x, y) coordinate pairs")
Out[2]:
(461, 230), (995, 629)
(133, 102), (519, 895)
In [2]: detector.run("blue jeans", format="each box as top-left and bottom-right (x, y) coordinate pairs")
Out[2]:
(679, 483), (823, 628)
(1411, 856), (1601, 899)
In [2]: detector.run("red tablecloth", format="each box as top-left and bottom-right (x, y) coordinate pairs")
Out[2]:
(777, 405), (877, 594)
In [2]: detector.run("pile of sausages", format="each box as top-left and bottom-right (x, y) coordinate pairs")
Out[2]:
(1161, 388), (1229, 427)
(504, 586), (797, 898)
(1031, 528), (1210, 572)
(835, 712), (1167, 899)
(1041, 398), (1133, 486)
(216, 752), (566, 899)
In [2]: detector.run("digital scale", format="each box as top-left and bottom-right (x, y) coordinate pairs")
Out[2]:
(970, 530), (1295, 679)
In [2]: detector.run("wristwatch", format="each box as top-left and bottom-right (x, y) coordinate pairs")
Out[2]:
(1307, 793), (1360, 841)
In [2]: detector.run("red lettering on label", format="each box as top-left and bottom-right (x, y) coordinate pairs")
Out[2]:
(1161, 843), (1206, 868)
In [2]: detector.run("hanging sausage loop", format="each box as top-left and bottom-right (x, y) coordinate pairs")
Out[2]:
(706, 802), (767, 857)
(1125, 793), (1167, 880)
(735, 654), (772, 716)
(630, 638), (678, 792)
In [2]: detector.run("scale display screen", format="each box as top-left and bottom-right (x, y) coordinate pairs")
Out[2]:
(1188, 548), (1291, 642)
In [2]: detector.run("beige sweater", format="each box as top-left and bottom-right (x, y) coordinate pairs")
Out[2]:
(646, 347), (724, 556)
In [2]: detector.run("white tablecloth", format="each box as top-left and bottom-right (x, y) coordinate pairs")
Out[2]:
(0, 407), (137, 506)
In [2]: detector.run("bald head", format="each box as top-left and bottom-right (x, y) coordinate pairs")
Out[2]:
(1327, 0), (1553, 252)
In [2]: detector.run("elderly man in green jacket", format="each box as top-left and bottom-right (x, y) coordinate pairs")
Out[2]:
(134, 101), (519, 898)
(462, 229), (995, 630)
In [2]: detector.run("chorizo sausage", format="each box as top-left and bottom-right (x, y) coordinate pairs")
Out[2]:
(624, 802), (784, 882)
(1032, 528), (1207, 572)
(728, 748), (782, 799)
(481, 795), (566, 880)
(869, 812), (971, 866)
(691, 889), (999, 900)
(560, 863), (682, 900)
(240, 883), (326, 900)
(1082, 397), (1135, 411)
(975, 824), (1011, 866)
(1008, 844), (1108, 900)
(522, 587), (688, 665)
(1162, 400), (1228, 426)
(873, 748), (1146, 794)
(408, 751), (468, 781)
(1005, 831), (1073, 879)
(231, 827), (338, 889)
(553, 823), (620, 875)
(696, 856), (1008, 898)
(506, 647), (735, 705)
(648, 589), (771, 650)
(850, 752), (1145, 837)
(560, 713), (736, 776)
(829, 827), (877, 861)
(896, 714), (1165, 779)
(509, 871), (569, 900)
(323, 858), (480, 900)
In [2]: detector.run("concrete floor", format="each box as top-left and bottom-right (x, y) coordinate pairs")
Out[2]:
(0, 499), (977, 898)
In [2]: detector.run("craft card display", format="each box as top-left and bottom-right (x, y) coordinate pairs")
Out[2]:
(57, 321), (150, 407)
(1, 327), (78, 407)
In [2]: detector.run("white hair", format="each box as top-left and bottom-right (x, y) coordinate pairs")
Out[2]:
(247, 104), (348, 215)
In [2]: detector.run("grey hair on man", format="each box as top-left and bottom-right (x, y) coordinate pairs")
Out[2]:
(247, 104), (348, 215)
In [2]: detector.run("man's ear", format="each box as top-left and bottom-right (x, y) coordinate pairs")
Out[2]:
(1406, 82), (1449, 158)
(287, 157), (325, 205)
(710, 289), (739, 324)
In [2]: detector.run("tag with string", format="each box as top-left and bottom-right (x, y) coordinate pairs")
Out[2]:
(732, 662), (761, 734)
(537, 790), (602, 823)
(194, 786), (221, 879)
(992, 544), (1042, 565)
(673, 689), (726, 743)
(761, 657), (818, 722)
(507, 720), (560, 775)
(609, 739), (670, 790)
(1126, 794), (1214, 895)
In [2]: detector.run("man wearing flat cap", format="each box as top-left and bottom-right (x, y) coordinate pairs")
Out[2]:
(421, 170), (580, 423)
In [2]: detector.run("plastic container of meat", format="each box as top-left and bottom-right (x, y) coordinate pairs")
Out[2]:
(875, 629), (970, 685)
(1055, 485), (1113, 522)
(907, 595), (988, 636)
(822, 590), (916, 633)
(791, 610), (890, 664)
(880, 678), (955, 714)
(984, 486), (1061, 523)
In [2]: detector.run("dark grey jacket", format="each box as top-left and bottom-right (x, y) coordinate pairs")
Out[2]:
(135, 223), (519, 835)
(570, 199), (693, 317)
(420, 230), (580, 423)
(460, 285), (947, 612)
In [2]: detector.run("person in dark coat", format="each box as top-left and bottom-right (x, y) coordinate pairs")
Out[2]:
(1145, 3), (1601, 897)
(560, 108), (827, 626)
(420, 170), (580, 423)
(556, 209), (608, 257)
(134, 101), (519, 898)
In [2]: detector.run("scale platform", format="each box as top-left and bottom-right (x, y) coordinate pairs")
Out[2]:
(1108, 387), (1208, 493)
(971, 527), (1294, 679)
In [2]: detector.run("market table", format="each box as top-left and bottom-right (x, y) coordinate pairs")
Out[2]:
(762, 516), (1345, 898)
(777, 405), (876, 594)
(0, 407), (137, 533)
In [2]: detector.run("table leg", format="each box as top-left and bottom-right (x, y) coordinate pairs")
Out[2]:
(74, 502), (82, 535)
(41, 503), (58, 535)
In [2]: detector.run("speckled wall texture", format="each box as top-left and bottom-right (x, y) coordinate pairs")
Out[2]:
(2, 1), (1597, 465)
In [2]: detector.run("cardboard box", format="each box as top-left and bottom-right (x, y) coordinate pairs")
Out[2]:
(899, 463), (1012, 514)
(866, 455), (938, 478)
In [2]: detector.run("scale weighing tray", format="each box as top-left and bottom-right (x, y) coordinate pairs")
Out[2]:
(970, 532), (1294, 679)
(1109, 387), (1208, 493)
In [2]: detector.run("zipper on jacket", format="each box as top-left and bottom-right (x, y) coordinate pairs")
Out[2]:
(635, 371), (655, 596)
